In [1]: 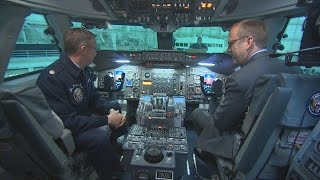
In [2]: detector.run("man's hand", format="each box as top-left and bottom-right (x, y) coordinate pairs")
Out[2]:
(119, 112), (126, 127)
(107, 109), (126, 129)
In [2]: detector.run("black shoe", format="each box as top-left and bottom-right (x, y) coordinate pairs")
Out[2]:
(111, 165), (126, 179)
(194, 147), (216, 163)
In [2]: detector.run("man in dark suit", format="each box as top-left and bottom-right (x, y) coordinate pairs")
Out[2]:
(192, 19), (301, 158)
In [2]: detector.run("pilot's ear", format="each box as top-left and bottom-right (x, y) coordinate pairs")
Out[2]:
(80, 45), (87, 55)
(246, 36), (254, 49)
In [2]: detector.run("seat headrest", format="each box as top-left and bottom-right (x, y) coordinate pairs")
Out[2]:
(244, 73), (320, 134)
(0, 104), (14, 139)
(0, 84), (64, 139)
(249, 74), (285, 115)
(279, 73), (320, 127)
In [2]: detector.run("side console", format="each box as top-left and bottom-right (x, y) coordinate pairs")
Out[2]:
(123, 125), (188, 179)
(287, 121), (320, 180)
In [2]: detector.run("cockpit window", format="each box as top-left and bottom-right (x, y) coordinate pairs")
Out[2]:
(173, 26), (229, 53)
(278, 16), (320, 75)
(72, 22), (158, 51)
(71, 22), (229, 53)
(277, 16), (306, 56)
(5, 13), (59, 79)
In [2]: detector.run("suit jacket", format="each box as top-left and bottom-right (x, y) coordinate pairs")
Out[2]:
(197, 51), (302, 158)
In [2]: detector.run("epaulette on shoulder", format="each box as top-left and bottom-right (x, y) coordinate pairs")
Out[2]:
(47, 61), (64, 76)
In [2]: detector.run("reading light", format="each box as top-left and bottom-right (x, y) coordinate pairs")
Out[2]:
(198, 62), (215, 67)
(115, 60), (130, 63)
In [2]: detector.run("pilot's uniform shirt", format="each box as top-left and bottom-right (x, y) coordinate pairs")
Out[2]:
(36, 53), (121, 136)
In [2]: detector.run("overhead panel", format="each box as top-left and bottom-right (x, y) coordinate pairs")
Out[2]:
(107, 0), (217, 32)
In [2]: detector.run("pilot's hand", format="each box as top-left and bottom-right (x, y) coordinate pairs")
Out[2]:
(107, 109), (123, 129)
(118, 114), (126, 127)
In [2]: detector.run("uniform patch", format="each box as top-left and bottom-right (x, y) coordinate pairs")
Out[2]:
(70, 84), (83, 102)
(308, 93), (320, 116)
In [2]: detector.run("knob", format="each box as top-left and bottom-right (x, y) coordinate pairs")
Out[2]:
(166, 151), (173, 157)
(144, 146), (164, 163)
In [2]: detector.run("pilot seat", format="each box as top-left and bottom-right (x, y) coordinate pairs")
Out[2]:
(0, 84), (97, 180)
(195, 73), (320, 180)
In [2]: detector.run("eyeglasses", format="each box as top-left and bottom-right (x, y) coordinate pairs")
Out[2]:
(228, 37), (248, 48)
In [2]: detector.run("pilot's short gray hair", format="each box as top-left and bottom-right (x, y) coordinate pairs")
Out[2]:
(63, 28), (96, 55)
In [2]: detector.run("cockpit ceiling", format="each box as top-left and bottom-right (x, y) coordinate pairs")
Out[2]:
(3, 0), (112, 20)
(5, 0), (309, 32)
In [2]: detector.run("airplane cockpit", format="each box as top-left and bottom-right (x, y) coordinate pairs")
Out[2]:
(1, 0), (320, 180)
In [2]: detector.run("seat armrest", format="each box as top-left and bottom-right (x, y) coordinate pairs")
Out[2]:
(58, 129), (75, 156)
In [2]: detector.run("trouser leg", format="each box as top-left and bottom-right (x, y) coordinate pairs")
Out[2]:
(74, 126), (121, 180)
(191, 108), (213, 134)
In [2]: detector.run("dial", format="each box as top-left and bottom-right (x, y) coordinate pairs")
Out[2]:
(145, 72), (151, 78)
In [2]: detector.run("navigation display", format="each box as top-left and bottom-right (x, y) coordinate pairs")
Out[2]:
(173, 96), (185, 104)
(204, 73), (214, 84)
(115, 70), (124, 80)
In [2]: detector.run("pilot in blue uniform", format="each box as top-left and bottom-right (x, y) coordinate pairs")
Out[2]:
(36, 28), (127, 179)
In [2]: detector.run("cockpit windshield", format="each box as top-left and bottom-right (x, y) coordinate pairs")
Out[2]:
(72, 21), (229, 53)
(5, 13), (315, 80)
(72, 22), (158, 51)
(173, 26), (229, 53)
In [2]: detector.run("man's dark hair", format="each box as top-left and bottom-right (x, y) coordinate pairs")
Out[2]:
(63, 28), (96, 55)
(236, 19), (268, 48)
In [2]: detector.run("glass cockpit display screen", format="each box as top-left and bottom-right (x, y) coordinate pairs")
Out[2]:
(115, 70), (124, 80)
(173, 96), (185, 104)
(126, 79), (133, 87)
(204, 74), (214, 85)
(140, 95), (152, 102)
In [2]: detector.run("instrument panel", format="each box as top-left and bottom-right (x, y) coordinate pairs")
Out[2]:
(142, 51), (185, 62)
(96, 64), (225, 102)
(94, 51), (234, 101)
